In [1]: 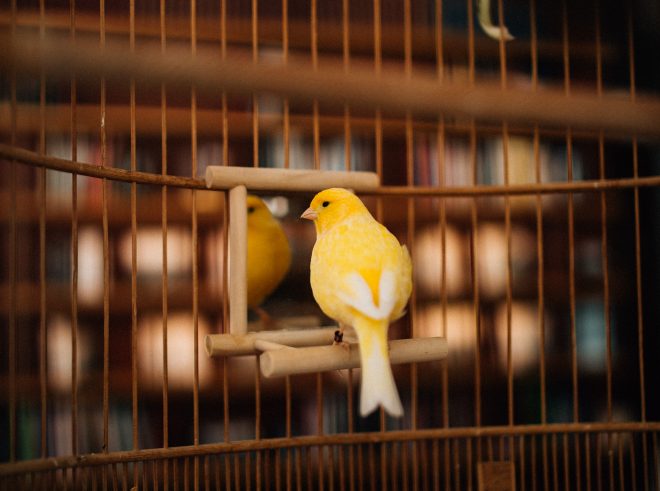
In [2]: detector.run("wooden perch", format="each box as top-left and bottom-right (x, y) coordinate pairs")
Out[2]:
(205, 326), (448, 379)
(205, 326), (358, 357)
(228, 185), (248, 334)
(260, 336), (448, 378)
(206, 165), (379, 193)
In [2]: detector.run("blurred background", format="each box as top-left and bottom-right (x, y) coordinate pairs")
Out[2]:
(1, 0), (659, 488)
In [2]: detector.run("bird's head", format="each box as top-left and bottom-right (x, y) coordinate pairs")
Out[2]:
(247, 195), (276, 227)
(300, 188), (369, 234)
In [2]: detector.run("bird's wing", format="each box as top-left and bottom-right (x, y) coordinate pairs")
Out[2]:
(336, 269), (397, 321)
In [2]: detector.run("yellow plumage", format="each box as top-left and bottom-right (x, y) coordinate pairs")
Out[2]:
(302, 188), (412, 417)
(246, 195), (291, 319)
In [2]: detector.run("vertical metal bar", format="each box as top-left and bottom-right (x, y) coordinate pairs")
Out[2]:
(368, 444), (376, 491)
(128, 2), (139, 489)
(519, 436), (526, 490)
(342, 0), (351, 171)
(593, 4), (615, 488)
(373, 0), (383, 220)
(432, 439), (439, 491)
(585, 434), (592, 491)
(531, 436), (537, 491)
(311, 0), (324, 471)
(311, 0), (320, 172)
(246, 453), (253, 491)
(252, 0), (259, 168)
(8, 0), (17, 464)
(422, 441), (431, 491)
(560, 4), (582, 490)
(469, 121), (481, 445)
(214, 456), (220, 491)
(220, 0), (228, 168)
(389, 443), (397, 490)
(69, 2), (80, 483)
(563, 434), (570, 490)
(265, 450), (271, 491)
(338, 446), (346, 491)
(561, 5), (578, 424)
(190, 3), (201, 490)
(402, 0), (419, 488)
(629, 434), (637, 491)
(285, 378), (292, 491)
(597, 433), (603, 490)
(551, 434), (558, 491)
(617, 435), (625, 491)
(99, 3), (111, 490)
(528, 2), (549, 490)
(328, 446), (336, 491)
(372, 0), (385, 484)
(275, 449), (282, 491)
(159, 2), (170, 489)
(222, 275), (230, 485)
(255, 359), (262, 491)
(406, 115), (419, 487)
(347, 372), (355, 491)
(466, 0), (475, 80)
(339, 2), (352, 488)
(121, 461), (128, 491)
(496, 0), (516, 467)
(653, 434), (659, 491)
(626, 5), (648, 490)
(38, 0), (48, 462)
(317, 377), (324, 490)
(465, 0), (481, 469)
(219, 4), (232, 489)
(434, 1), (450, 488)
(466, 439), (473, 490)
(234, 454), (240, 490)
(155, 460), (161, 491)
(371, 0), (387, 475)
(295, 447), (302, 491)
(305, 448), (313, 491)
(282, 0), (290, 170)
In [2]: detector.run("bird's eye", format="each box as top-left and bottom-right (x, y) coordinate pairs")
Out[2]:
(247, 206), (255, 214)
(322, 201), (330, 207)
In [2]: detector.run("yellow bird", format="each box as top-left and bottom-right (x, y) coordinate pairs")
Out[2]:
(246, 195), (291, 324)
(301, 188), (412, 417)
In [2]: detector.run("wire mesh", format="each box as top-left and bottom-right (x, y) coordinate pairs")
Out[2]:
(1, 0), (660, 490)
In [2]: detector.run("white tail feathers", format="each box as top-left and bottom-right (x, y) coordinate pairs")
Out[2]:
(355, 318), (403, 418)
(337, 270), (397, 321)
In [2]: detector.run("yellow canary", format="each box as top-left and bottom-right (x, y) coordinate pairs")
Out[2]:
(246, 195), (291, 322)
(301, 188), (412, 417)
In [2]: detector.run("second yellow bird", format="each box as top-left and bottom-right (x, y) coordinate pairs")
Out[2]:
(302, 188), (412, 417)
(246, 195), (291, 322)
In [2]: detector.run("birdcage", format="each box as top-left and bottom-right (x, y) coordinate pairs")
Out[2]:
(1, 0), (659, 489)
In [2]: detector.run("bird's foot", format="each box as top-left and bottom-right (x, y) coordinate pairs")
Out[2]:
(333, 324), (351, 351)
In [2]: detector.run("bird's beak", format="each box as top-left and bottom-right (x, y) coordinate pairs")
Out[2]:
(300, 207), (317, 220)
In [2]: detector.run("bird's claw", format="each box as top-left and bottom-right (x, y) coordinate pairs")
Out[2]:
(332, 327), (351, 351)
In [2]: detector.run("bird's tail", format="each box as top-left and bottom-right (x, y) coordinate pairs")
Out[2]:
(354, 317), (403, 418)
